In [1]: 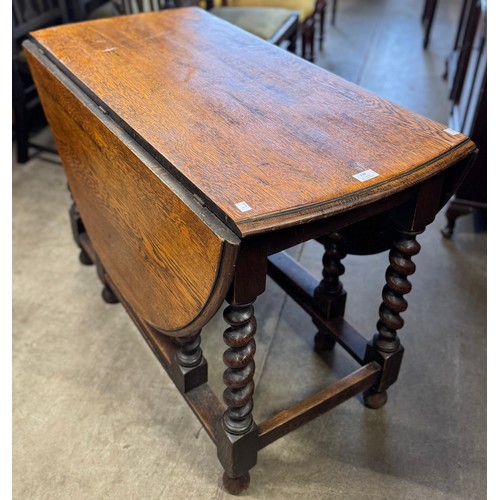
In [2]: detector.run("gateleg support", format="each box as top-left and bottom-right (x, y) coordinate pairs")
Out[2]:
(361, 227), (421, 408)
(313, 232), (347, 351)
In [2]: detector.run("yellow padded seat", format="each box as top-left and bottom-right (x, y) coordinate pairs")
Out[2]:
(211, 7), (296, 40)
(214, 0), (315, 22)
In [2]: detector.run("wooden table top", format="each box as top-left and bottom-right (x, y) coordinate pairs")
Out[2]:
(30, 7), (475, 237)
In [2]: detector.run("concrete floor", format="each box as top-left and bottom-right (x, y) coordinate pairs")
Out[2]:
(12, 0), (486, 498)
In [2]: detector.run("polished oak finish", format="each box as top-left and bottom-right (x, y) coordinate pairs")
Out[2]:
(26, 42), (240, 337)
(29, 7), (474, 236)
(25, 8), (477, 494)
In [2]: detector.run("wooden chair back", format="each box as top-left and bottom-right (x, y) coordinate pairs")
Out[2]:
(116, 0), (180, 14)
(66, 0), (116, 21)
(13, 0), (69, 53)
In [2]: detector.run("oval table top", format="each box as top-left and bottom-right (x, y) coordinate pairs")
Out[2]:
(29, 7), (475, 237)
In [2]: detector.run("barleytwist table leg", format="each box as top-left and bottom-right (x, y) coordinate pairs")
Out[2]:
(313, 232), (347, 351)
(373, 231), (421, 353)
(217, 300), (258, 494)
(170, 330), (207, 394)
(363, 230), (421, 409)
(175, 331), (203, 368)
(222, 302), (256, 435)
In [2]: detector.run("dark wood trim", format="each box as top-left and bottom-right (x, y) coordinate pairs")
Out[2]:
(257, 362), (381, 450)
(237, 141), (474, 236)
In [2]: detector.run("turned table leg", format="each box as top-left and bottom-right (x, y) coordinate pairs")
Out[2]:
(222, 301), (256, 435)
(171, 330), (207, 394)
(69, 202), (93, 265)
(363, 229), (421, 408)
(217, 300), (258, 495)
(175, 332), (203, 368)
(313, 232), (347, 351)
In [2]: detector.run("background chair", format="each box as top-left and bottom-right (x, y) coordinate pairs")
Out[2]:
(116, 0), (179, 14)
(12, 0), (69, 163)
(216, 0), (326, 61)
(12, 0), (301, 164)
(218, 0), (327, 62)
(66, 0), (122, 20)
(12, 0), (122, 164)
(115, 0), (300, 54)
(209, 5), (299, 52)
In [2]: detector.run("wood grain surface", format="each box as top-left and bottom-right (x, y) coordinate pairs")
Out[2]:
(25, 41), (240, 336)
(29, 8), (475, 236)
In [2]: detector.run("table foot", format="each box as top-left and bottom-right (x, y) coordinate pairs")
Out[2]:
(222, 471), (250, 495)
(79, 248), (93, 266)
(314, 331), (336, 352)
(362, 389), (388, 409)
(102, 283), (119, 304)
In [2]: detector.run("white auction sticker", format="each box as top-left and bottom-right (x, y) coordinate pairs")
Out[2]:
(353, 169), (379, 182)
(444, 128), (460, 136)
(235, 201), (252, 212)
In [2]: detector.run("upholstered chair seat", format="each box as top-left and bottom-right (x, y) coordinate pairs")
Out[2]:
(211, 0), (324, 61)
(221, 0), (315, 23)
(211, 6), (297, 41)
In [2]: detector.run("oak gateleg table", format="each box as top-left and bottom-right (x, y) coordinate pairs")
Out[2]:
(24, 7), (476, 494)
